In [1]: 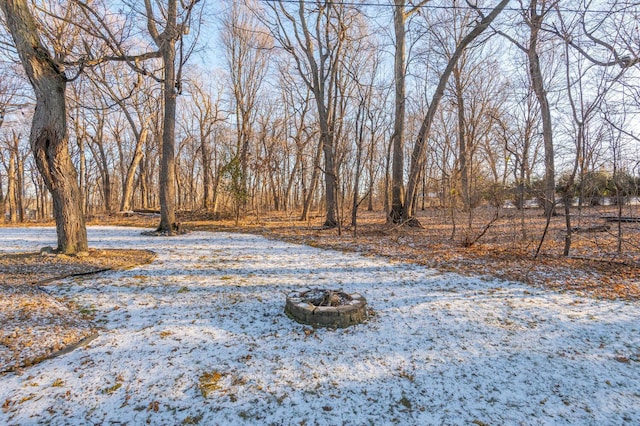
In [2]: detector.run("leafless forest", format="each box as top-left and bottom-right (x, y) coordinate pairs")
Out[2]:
(0, 0), (639, 259)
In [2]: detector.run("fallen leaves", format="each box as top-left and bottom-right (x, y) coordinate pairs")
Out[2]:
(0, 285), (95, 374)
(199, 371), (224, 398)
(1, 398), (11, 413)
(0, 248), (156, 373)
(0, 249), (156, 286)
(199, 209), (639, 302)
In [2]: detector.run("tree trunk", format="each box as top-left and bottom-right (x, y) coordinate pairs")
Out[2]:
(0, 169), (5, 222)
(352, 103), (365, 228)
(389, 2), (407, 223)
(321, 130), (338, 228)
(454, 66), (470, 212)
(284, 149), (302, 213)
(77, 132), (87, 215)
(157, 37), (178, 232)
(201, 135), (212, 210)
(121, 127), (147, 212)
(144, 0), (179, 233)
(403, 0), (509, 222)
(8, 151), (17, 223)
(1, 0), (87, 253)
(528, 2), (555, 217)
(300, 138), (323, 222)
(239, 118), (251, 212)
(16, 153), (24, 222)
(88, 119), (112, 214)
(367, 135), (375, 211)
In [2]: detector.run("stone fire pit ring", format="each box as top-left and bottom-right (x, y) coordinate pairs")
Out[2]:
(285, 288), (368, 328)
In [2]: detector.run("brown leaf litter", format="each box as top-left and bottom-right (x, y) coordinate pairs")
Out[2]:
(0, 249), (156, 374)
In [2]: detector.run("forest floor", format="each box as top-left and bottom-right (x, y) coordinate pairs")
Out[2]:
(184, 206), (640, 301)
(2, 206), (638, 371)
(0, 225), (639, 425)
(0, 247), (156, 373)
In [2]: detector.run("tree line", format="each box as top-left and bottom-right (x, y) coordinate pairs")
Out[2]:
(0, 0), (639, 254)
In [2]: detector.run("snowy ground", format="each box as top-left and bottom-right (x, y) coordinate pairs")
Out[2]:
(1, 226), (639, 425)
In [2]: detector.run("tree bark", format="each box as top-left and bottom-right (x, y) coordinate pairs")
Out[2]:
(454, 65), (470, 211)
(121, 127), (147, 212)
(157, 41), (178, 231)
(319, 115), (338, 228)
(527, 1), (555, 217)
(1, 0), (87, 253)
(144, 0), (179, 233)
(389, 2), (407, 223)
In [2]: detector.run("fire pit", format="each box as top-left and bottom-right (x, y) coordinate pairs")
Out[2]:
(285, 288), (368, 328)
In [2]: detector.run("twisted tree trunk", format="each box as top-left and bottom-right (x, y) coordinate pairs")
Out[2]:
(1, 0), (87, 253)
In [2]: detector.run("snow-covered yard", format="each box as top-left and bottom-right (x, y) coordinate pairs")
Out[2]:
(1, 226), (639, 425)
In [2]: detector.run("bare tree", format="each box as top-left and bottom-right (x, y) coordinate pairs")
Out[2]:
(0, 66), (23, 220)
(0, 131), (27, 222)
(557, 16), (626, 256)
(82, 62), (156, 213)
(344, 28), (382, 231)
(74, 0), (203, 229)
(1, 0), (88, 253)
(499, 0), (557, 217)
(140, 0), (201, 233)
(184, 73), (227, 211)
(403, 0), (511, 224)
(277, 69), (314, 214)
(388, 0), (431, 223)
(222, 0), (272, 217)
(258, 0), (361, 228)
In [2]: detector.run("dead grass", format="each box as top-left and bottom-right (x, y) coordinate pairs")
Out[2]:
(0, 249), (156, 374)
(0, 249), (157, 286)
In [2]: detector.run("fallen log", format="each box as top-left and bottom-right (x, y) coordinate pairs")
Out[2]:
(601, 216), (640, 223)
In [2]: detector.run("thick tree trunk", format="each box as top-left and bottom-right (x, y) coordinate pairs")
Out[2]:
(321, 131), (338, 228)
(157, 42), (178, 233)
(389, 2), (407, 223)
(1, 0), (87, 253)
(144, 0), (179, 233)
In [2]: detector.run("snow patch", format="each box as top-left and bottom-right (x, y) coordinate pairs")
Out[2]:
(1, 226), (638, 425)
